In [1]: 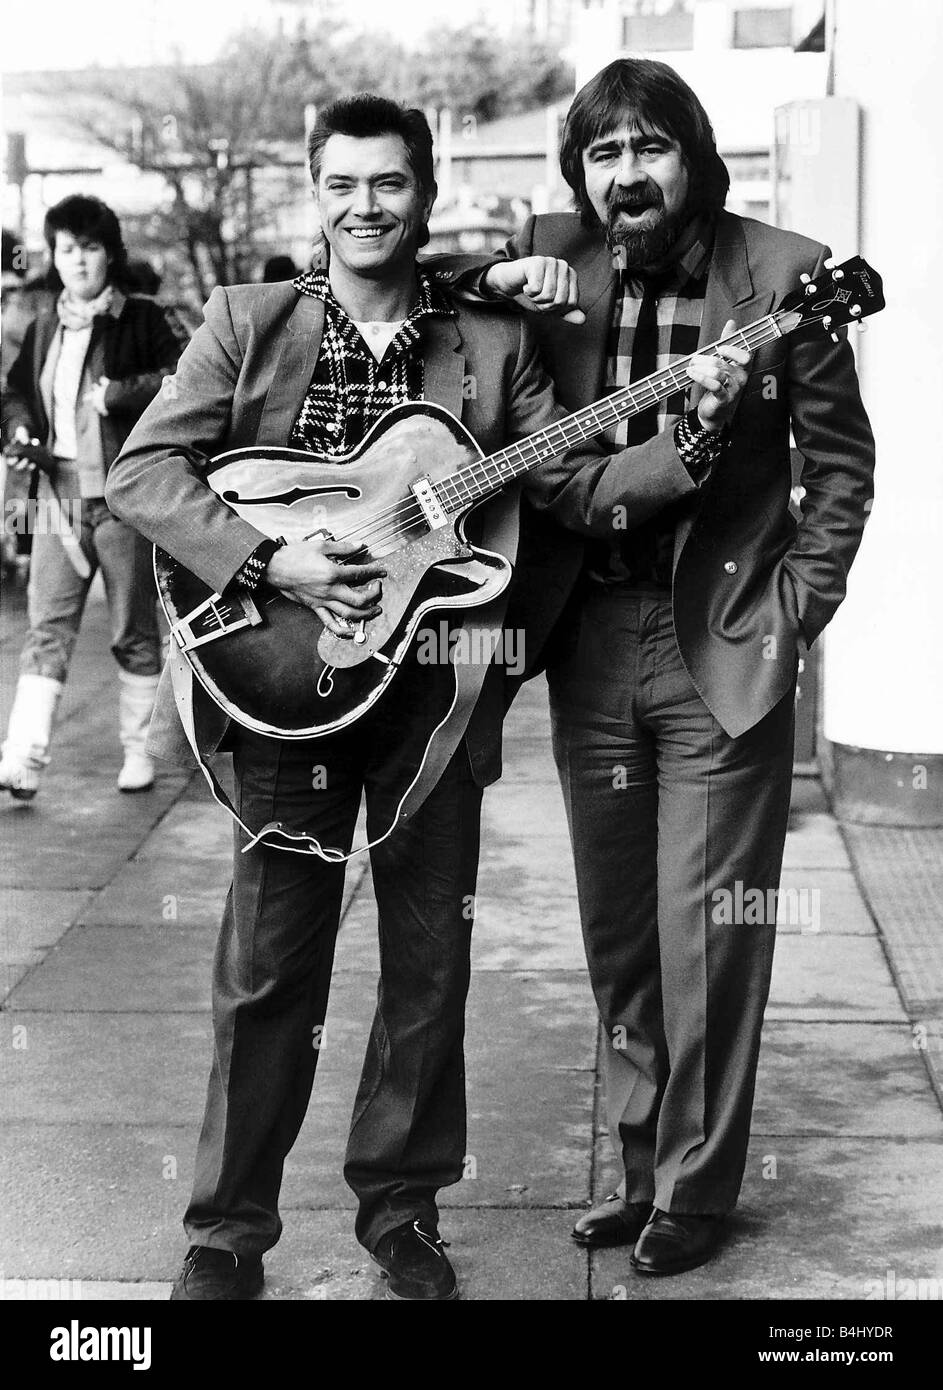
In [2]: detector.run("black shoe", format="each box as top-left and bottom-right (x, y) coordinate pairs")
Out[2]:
(629, 1210), (725, 1276)
(170, 1245), (264, 1301)
(571, 1195), (653, 1248)
(371, 1219), (458, 1301)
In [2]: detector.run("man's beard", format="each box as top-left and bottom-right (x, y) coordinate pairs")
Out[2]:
(605, 182), (686, 271)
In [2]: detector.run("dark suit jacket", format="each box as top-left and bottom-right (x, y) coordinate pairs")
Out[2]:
(433, 209), (876, 737)
(105, 270), (703, 782)
(1, 294), (181, 467)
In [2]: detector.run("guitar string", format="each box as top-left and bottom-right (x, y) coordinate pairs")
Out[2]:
(330, 317), (790, 554)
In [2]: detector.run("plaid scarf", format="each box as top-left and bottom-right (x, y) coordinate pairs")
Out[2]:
(604, 215), (713, 448)
(288, 266), (455, 456)
(591, 216), (715, 586)
(56, 284), (123, 331)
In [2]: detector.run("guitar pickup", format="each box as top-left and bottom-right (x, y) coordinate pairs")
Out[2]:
(171, 589), (264, 653)
(410, 474), (448, 529)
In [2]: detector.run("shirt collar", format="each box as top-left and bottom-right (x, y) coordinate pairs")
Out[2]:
(292, 265), (455, 324)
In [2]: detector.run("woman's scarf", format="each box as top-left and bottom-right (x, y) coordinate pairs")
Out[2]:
(56, 282), (115, 331)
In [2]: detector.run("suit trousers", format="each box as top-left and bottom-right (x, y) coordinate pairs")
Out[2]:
(547, 583), (796, 1214)
(183, 657), (483, 1257)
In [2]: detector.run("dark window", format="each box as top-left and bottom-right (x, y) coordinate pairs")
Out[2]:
(732, 6), (793, 49)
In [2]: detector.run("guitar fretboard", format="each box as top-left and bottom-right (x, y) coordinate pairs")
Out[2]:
(433, 312), (788, 512)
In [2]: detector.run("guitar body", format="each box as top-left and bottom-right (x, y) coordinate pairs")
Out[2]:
(155, 403), (513, 738)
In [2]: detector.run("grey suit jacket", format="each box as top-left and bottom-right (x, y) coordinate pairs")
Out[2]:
(106, 268), (703, 780)
(433, 209), (876, 737)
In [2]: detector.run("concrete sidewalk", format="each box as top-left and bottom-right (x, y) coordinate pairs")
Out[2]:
(2, 579), (942, 1301)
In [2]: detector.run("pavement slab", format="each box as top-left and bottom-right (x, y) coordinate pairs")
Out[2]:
(0, 1012), (212, 1125)
(4, 926), (216, 1014)
(753, 1022), (943, 1139)
(77, 860), (231, 930)
(782, 813), (852, 871)
(1, 960), (35, 1004)
(0, 1123), (195, 1279)
(766, 935), (907, 1021)
(775, 867), (876, 935)
(0, 890), (95, 961)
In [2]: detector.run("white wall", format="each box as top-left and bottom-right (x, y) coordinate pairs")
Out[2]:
(822, 0), (943, 753)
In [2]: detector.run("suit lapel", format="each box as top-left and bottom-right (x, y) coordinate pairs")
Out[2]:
(422, 315), (466, 418)
(674, 212), (774, 568)
(256, 293), (325, 446)
(577, 239), (618, 400)
(696, 209), (774, 350)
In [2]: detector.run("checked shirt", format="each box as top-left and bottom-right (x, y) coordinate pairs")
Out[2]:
(288, 266), (456, 456)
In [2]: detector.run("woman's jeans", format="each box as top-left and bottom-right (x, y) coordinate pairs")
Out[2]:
(20, 489), (161, 683)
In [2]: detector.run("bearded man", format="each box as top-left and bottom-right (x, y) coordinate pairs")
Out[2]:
(447, 58), (875, 1274)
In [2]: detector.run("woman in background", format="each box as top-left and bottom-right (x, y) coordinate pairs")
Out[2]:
(0, 194), (181, 799)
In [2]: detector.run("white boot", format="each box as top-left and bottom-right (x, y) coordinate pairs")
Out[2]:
(117, 670), (159, 793)
(0, 673), (64, 801)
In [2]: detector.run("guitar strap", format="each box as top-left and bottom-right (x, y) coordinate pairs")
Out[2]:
(168, 620), (489, 864)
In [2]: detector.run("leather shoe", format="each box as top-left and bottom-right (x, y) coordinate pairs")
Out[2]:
(629, 1209), (725, 1275)
(571, 1194), (653, 1248)
(371, 1219), (458, 1300)
(170, 1245), (263, 1300)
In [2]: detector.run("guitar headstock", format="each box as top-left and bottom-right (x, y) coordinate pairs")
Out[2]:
(776, 256), (885, 341)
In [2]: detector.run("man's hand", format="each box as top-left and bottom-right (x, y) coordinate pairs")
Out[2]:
(3, 426), (57, 476)
(484, 257), (585, 325)
(266, 536), (387, 634)
(686, 319), (753, 433)
(83, 377), (110, 417)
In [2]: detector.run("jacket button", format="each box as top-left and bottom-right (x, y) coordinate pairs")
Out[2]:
(723, 560), (738, 575)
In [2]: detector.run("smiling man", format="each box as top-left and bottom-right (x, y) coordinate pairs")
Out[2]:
(105, 93), (712, 1301)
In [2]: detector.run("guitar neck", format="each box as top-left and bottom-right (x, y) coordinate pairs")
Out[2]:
(434, 310), (791, 512)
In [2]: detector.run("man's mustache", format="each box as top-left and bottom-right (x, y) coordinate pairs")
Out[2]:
(607, 184), (665, 218)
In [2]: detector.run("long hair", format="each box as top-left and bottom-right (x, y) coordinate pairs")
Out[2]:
(307, 93), (436, 247)
(560, 59), (730, 227)
(43, 194), (129, 291)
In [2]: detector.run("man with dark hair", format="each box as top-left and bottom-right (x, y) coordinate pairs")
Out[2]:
(449, 58), (875, 1274)
(106, 92), (720, 1300)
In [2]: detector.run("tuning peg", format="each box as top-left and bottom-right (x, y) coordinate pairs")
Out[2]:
(831, 268), (844, 281)
(804, 282), (818, 296)
(849, 303), (862, 317)
(799, 273), (813, 283)
(856, 321), (868, 333)
(830, 332), (840, 342)
(823, 257), (836, 269)
(822, 315), (832, 329)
